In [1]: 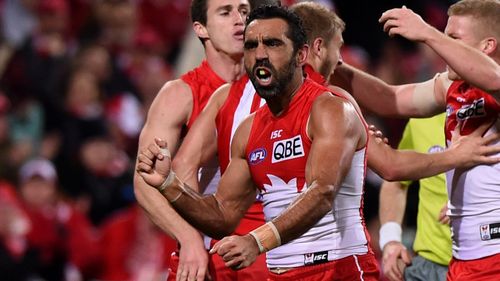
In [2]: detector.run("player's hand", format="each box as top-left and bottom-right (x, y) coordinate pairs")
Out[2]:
(449, 121), (500, 168)
(379, 6), (434, 42)
(177, 235), (211, 281)
(136, 138), (173, 189)
(209, 234), (260, 270)
(438, 204), (450, 225)
(382, 241), (412, 281)
(368, 124), (389, 144)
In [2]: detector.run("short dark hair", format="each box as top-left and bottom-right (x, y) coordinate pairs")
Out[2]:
(190, 0), (208, 25)
(245, 5), (306, 52)
(191, 0), (279, 26)
(249, 0), (281, 10)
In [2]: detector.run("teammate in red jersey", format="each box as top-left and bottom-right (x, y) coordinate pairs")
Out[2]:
(331, 0), (500, 279)
(134, 0), (250, 280)
(137, 3), (500, 274)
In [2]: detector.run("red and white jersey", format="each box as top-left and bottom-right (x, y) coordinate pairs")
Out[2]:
(181, 60), (226, 130)
(181, 60), (225, 199)
(246, 78), (371, 268)
(445, 81), (500, 260)
(216, 75), (265, 173)
(215, 74), (266, 236)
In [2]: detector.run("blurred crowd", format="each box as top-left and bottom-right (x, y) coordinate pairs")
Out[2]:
(0, 0), (451, 280)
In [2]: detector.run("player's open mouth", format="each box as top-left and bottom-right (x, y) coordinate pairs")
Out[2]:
(255, 67), (272, 85)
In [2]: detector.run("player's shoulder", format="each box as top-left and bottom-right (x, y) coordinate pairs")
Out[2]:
(154, 78), (193, 104)
(146, 79), (193, 116)
(203, 83), (232, 113)
(160, 78), (193, 96)
(312, 88), (357, 115)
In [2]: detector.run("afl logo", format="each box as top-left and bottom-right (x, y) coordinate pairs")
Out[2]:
(249, 148), (267, 165)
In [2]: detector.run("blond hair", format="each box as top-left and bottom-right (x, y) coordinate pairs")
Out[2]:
(290, 2), (345, 46)
(449, 0), (500, 39)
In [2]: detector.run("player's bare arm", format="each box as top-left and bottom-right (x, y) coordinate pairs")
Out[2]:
(380, 7), (500, 101)
(326, 85), (499, 181)
(172, 83), (231, 189)
(368, 121), (500, 181)
(138, 114), (259, 239)
(379, 181), (411, 281)
(134, 79), (195, 238)
(331, 63), (447, 118)
(133, 79), (210, 281)
(273, 93), (366, 242)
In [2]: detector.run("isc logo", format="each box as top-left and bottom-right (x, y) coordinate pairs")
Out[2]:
(248, 148), (267, 165)
(457, 98), (485, 120)
(304, 251), (328, 265)
(272, 135), (304, 163)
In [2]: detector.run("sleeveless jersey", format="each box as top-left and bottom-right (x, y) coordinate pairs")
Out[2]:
(445, 80), (500, 260)
(215, 74), (266, 236)
(181, 60), (226, 130)
(246, 78), (371, 268)
(180, 60), (225, 194)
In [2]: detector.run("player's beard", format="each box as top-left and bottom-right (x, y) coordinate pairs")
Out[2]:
(248, 56), (297, 100)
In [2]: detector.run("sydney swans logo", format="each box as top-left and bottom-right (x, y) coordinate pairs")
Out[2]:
(261, 174), (308, 194)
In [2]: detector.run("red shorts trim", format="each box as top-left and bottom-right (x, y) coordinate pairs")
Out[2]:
(267, 253), (379, 281)
(447, 253), (500, 281)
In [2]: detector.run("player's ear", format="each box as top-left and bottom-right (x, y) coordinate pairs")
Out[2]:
(311, 37), (323, 58)
(193, 21), (209, 40)
(480, 37), (497, 56)
(297, 44), (309, 66)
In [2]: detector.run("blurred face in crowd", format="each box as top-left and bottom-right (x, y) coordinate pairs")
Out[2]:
(244, 18), (298, 99)
(20, 177), (57, 209)
(195, 0), (250, 57)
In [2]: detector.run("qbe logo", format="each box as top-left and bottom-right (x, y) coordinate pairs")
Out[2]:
(248, 148), (267, 165)
(457, 98), (485, 120)
(272, 135), (304, 163)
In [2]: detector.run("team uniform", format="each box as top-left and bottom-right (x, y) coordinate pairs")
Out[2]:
(168, 60), (225, 281)
(209, 74), (269, 280)
(397, 114), (451, 281)
(246, 78), (379, 280)
(444, 81), (500, 280)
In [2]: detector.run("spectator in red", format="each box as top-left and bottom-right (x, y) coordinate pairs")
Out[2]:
(98, 204), (177, 281)
(18, 157), (100, 280)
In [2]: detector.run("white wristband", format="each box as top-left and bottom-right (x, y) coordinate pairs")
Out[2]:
(158, 170), (176, 192)
(249, 231), (265, 253)
(379, 221), (402, 250)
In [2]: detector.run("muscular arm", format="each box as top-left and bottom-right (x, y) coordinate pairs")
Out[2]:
(272, 93), (366, 244)
(172, 84), (231, 189)
(380, 7), (500, 100)
(160, 116), (259, 239)
(331, 63), (446, 118)
(328, 85), (500, 182)
(133, 80), (202, 243)
(368, 122), (500, 181)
